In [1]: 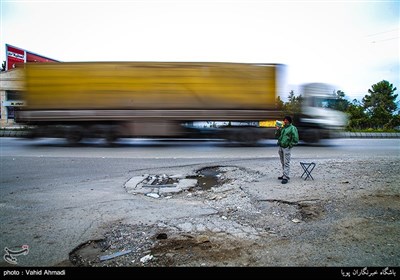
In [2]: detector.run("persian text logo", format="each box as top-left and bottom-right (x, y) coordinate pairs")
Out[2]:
(3, 245), (29, 265)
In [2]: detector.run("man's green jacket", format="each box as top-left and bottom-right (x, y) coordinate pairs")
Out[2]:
(275, 124), (299, 148)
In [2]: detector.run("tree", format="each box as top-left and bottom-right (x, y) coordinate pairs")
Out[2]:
(362, 80), (398, 129)
(284, 90), (303, 116)
(346, 99), (369, 130)
(281, 90), (303, 125)
(331, 90), (351, 112)
(275, 96), (284, 110)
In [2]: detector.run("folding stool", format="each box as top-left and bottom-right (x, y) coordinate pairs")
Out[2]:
(300, 162), (316, 180)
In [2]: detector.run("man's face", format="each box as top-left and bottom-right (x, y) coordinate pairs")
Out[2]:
(283, 119), (289, 125)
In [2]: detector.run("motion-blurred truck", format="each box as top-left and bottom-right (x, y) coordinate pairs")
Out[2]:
(16, 61), (347, 144)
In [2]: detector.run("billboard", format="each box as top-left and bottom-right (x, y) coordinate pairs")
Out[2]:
(6, 44), (59, 70)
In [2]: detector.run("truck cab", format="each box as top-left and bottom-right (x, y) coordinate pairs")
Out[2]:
(298, 83), (348, 143)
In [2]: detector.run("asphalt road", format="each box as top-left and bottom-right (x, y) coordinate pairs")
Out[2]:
(0, 137), (399, 267)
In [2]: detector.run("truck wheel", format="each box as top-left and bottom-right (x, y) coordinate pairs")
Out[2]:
(66, 127), (83, 145)
(104, 125), (119, 146)
(238, 128), (263, 146)
(302, 129), (320, 144)
(105, 133), (117, 146)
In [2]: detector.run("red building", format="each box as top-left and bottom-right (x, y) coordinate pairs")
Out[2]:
(5, 44), (59, 70)
(1, 44), (59, 127)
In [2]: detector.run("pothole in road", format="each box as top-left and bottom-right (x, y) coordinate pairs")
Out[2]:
(298, 202), (325, 221)
(69, 239), (106, 266)
(66, 224), (254, 267)
(188, 166), (229, 191)
(125, 166), (230, 196)
(258, 199), (325, 222)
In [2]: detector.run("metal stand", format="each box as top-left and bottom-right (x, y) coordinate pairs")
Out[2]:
(300, 162), (316, 180)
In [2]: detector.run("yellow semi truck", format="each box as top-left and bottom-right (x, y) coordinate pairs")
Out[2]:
(16, 61), (346, 144)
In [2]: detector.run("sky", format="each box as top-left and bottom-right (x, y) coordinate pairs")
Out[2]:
(1, 0), (399, 101)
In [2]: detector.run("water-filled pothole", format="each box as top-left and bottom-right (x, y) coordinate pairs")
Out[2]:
(188, 166), (228, 190)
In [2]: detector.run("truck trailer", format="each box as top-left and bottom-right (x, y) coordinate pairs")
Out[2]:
(15, 61), (347, 145)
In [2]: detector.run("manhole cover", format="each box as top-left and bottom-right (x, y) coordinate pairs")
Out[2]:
(142, 174), (179, 188)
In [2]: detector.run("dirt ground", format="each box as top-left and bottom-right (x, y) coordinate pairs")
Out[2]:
(62, 157), (400, 268)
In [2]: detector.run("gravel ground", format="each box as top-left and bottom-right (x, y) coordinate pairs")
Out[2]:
(62, 157), (400, 267)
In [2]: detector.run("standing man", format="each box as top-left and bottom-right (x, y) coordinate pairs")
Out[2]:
(275, 116), (299, 184)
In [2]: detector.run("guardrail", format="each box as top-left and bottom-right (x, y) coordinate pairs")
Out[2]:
(338, 132), (400, 138)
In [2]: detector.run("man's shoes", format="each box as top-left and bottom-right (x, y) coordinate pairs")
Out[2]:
(278, 176), (284, 180)
(281, 178), (288, 184)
